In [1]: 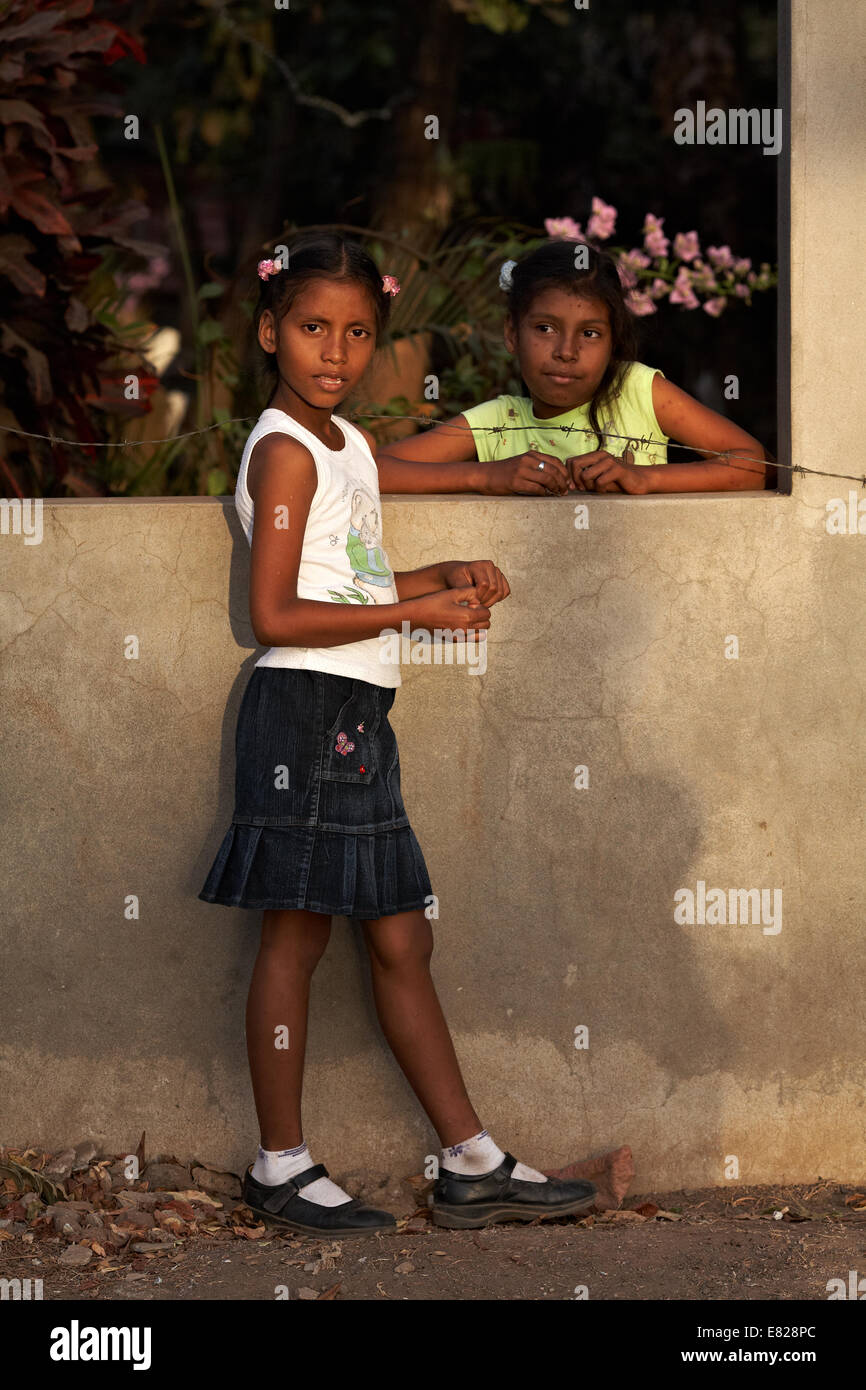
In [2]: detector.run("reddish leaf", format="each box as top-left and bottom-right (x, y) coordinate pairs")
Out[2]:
(11, 186), (74, 236)
(38, 24), (118, 67)
(1, 11), (66, 47)
(1, 324), (52, 401)
(0, 234), (46, 296)
(0, 58), (26, 84)
(53, 144), (99, 162)
(103, 26), (147, 66)
(0, 100), (50, 132)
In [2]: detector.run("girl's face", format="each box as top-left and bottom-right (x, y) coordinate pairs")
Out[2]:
(258, 277), (378, 411)
(504, 288), (613, 417)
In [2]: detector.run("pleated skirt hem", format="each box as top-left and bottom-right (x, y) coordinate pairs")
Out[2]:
(198, 820), (433, 920)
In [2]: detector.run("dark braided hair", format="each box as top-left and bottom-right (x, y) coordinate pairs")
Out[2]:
(253, 231), (393, 406)
(503, 240), (640, 450)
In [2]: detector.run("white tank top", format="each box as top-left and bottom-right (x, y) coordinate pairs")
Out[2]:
(234, 407), (401, 687)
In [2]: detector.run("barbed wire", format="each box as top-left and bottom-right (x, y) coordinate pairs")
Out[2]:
(362, 414), (781, 480)
(0, 414), (862, 487)
(0, 418), (251, 448)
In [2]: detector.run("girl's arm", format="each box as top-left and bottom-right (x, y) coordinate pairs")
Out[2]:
(372, 415), (485, 493)
(647, 376), (768, 492)
(247, 433), (489, 646)
(571, 376), (768, 494)
(370, 417), (572, 496)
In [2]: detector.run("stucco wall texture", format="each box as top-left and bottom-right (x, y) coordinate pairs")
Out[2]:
(2, 2), (864, 1191)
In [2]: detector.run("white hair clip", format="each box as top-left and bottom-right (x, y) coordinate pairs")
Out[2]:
(498, 259), (517, 291)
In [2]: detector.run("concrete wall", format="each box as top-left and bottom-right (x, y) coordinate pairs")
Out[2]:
(2, 0), (865, 1191)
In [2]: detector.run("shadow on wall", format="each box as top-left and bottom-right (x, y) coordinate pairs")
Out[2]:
(187, 505), (738, 1141)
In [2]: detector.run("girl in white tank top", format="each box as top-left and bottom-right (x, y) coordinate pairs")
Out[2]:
(199, 232), (596, 1235)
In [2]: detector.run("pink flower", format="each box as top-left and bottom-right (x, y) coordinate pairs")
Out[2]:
(734, 258), (752, 276)
(626, 290), (657, 316)
(257, 258), (277, 280)
(707, 245), (734, 270)
(642, 213), (670, 259)
(381, 274), (401, 296)
(617, 247), (653, 289)
(702, 297), (726, 318)
(673, 231), (701, 263)
(649, 277), (671, 300)
(690, 260), (719, 293)
(545, 216), (584, 241)
(734, 283), (750, 298)
(586, 197), (617, 241)
(619, 247), (651, 278)
(668, 266), (699, 309)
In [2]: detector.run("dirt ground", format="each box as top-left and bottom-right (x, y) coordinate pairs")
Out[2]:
(4, 1173), (865, 1302)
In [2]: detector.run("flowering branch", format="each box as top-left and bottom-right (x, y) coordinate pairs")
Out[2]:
(545, 199), (777, 317)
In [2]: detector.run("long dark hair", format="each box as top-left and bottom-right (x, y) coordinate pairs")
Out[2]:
(253, 231), (392, 405)
(503, 240), (640, 449)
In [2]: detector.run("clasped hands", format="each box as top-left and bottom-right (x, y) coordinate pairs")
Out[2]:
(494, 447), (652, 495)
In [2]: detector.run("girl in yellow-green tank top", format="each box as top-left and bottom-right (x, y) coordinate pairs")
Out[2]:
(376, 239), (769, 496)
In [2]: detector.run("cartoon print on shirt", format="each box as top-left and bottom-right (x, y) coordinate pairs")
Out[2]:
(327, 482), (397, 605)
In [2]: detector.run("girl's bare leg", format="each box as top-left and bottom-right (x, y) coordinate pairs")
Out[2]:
(361, 909), (482, 1147)
(245, 908), (331, 1150)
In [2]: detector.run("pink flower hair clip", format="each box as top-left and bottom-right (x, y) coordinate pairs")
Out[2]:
(257, 258), (282, 281)
(381, 274), (401, 296)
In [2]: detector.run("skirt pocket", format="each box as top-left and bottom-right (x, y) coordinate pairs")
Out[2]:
(321, 677), (381, 785)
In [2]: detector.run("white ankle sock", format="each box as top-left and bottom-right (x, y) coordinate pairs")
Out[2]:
(440, 1128), (548, 1182)
(251, 1141), (353, 1206)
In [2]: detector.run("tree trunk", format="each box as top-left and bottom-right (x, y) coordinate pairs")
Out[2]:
(371, 0), (463, 249)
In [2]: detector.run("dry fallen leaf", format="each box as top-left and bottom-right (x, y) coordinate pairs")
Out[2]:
(231, 1224), (266, 1240)
(160, 1199), (197, 1221)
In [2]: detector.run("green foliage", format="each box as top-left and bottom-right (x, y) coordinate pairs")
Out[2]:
(0, 0), (162, 496)
(448, 0), (569, 34)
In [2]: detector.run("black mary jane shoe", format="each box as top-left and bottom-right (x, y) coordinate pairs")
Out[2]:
(428, 1151), (597, 1229)
(242, 1163), (396, 1237)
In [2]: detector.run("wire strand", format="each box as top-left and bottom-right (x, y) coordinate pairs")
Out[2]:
(1, 415), (862, 486)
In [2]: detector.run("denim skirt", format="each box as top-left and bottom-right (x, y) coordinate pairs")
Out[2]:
(198, 667), (433, 918)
